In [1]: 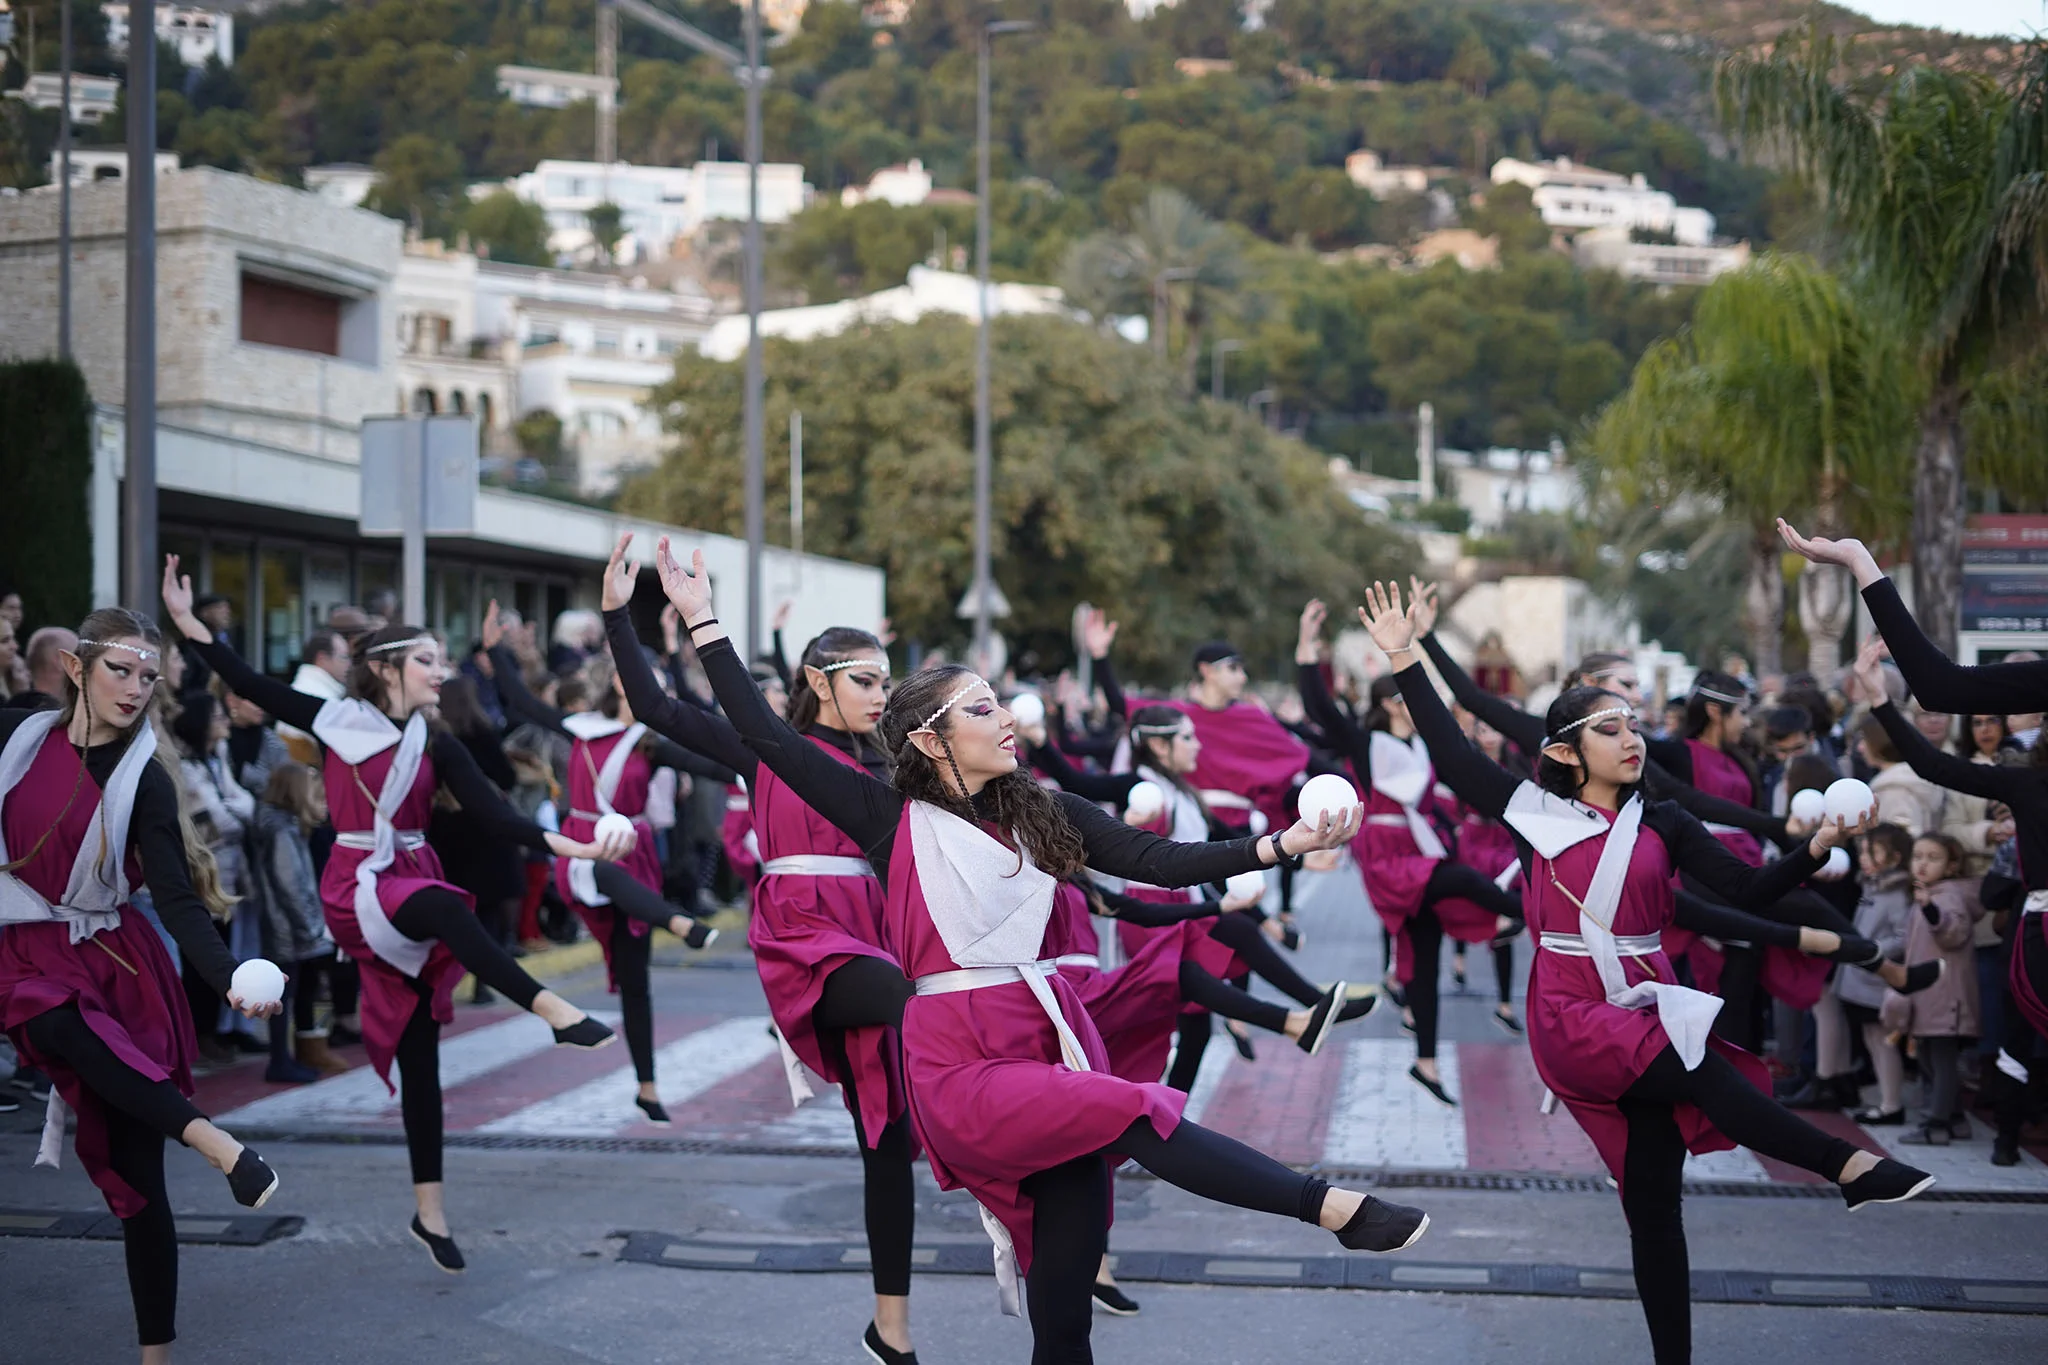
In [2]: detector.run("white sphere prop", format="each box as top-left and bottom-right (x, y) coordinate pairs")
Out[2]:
(1124, 780), (1166, 823)
(1789, 788), (1826, 824)
(1226, 870), (1268, 903)
(1815, 847), (1852, 881)
(594, 812), (637, 845)
(1248, 810), (1269, 837)
(1007, 692), (1046, 728)
(1297, 773), (1362, 826)
(1822, 778), (1877, 826)
(231, 959), (286, 1009)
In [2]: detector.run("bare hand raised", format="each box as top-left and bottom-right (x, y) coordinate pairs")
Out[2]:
(1777, 519), (1882, 588)
(1407, 577), (1440, 636)
(1357, 581), (1415, 657)
(602, 533), (639, 612)
(161, 556), (208, 642)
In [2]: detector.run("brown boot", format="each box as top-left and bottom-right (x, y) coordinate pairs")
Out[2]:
(296, 1031), (351, 1077)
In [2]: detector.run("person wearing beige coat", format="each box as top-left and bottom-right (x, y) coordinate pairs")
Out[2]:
(1883, 843), (1984, 1148)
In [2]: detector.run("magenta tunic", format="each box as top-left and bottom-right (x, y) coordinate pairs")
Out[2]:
(1354, 768), (1496, 982)
(1052, 882), (1231, 1083)
(319, 744), (469, 1089)
(748, 740), (904, 1147)
(1162, 699), (1308, 834)
(1525, 806), (1770, 1183)
(555, 730), (665, 989)
(722, 787), (759, 887)
(1674, 740), (1829, 1010)
(1114, 806), (1238, 1020)
(886, 821), (1182, 1275)
(0, 731), (196, 1218)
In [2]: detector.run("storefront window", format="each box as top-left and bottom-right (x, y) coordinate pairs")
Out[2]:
(306, 554), (351, 633)
(207, 540), (253, 658)
(259, 547), (305, 675)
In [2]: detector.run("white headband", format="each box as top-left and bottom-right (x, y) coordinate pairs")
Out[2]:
(1690, 683), (1747, 705)
(1133, 720), (1188, 736)
(366, 636), (435, 656)
(912, 676), (990, 734)
(819, 657), (889, 675)
(1546, 704), (1636, 745)
(79, 639), (159, 661)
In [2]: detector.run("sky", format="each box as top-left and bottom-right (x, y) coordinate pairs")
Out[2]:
(1835, 1), (2047, 36)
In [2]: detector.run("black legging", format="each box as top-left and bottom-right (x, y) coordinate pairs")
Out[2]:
(609, 915), (656, 1083)
(394, 989), (445, 1185)
(1177, 961), (1290, 1034)
(813, 956), (917, 1297)
(1023, 1118), (1329, 1363)
(22, 1005), (206, 1346)
(1491, 940), (1515, 1007)
(292, 953), (339, 1033)
(1618, 1046), (1858, 1364)
(389, 886), (542, 1010)
(1164, 1012), (1212, 1092)
(1406, 862), (1523, 1059)
(1205, 910), (1325, 1007)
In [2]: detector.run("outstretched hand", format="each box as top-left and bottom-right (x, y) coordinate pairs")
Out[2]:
(654, 538), (715, 626)
(1850, 634), (1889, 706)
(1278, 804), (1365, 856)
(160, 556), (208, 642)
(1357, 581), (1415, 657)
(602, 533), (640, 612)
(1408, 577), (1440, 637)
(1080, 607), (1119, 659)
(481, 600), (505, 652)
(1777, 519), (1882, 588)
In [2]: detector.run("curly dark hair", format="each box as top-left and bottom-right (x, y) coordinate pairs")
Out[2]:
(880, 664), (1087, 878)
(1537, 686), (1644, 803)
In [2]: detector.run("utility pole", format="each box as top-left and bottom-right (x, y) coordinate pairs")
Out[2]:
(122, 0), (158, 610)
(742, 0), (764, 660)
(596, 0), (617, 169)
(59, 0), (73, 358)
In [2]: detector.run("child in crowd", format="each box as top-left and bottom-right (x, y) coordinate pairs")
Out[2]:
(254, 762), (345, 1080)
(1837, 823), (1918, 1124)
(1885, 833), (1983, 1145)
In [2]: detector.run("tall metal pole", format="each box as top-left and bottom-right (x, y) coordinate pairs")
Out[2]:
(742, 0), (765, 661)
(59, 0), (73, 358)
(122, 0), (157, 610)
(972, 25), (993, 669)
(789, 409), (803, 592)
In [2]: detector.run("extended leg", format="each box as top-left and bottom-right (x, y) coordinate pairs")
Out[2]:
(105, 1108), (179, 1352)
(1205, 911), (1324, 1006)
(391, 887), (606, 1039)
(608, 916), (657, 1086)
(813, 956), (913, 1032)
(1615, 1093), (1692, 1365)
(1176, 962), (1291, 1034)
(1164, 1012), (1211, 1092)
(1627, 1047), (1856, 1180)
(592, 861), (707, 941)
(1022, 1156), (1109, 1365)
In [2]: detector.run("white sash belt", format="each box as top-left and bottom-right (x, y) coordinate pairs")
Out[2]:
(1365, 814), (1412, 827)
(333, 830), (426, 852)
(2024, 889), (2048, 915)
(1540, 931), (1663, 958)
(726, 793), (751, 812)
(1052, 953), (1099, 970)
(762, 855), (877, 879)
(1199, 790), (1254, 810)
(1702, 822), (1747, 837)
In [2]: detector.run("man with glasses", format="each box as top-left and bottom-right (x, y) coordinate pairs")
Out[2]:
(1759, 704), (1819, 816)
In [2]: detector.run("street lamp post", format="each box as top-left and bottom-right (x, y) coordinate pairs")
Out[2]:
(742, 0), (764, 660)
(122, 0), (157, 610)
(972, 17), (1034, 671)
(1211, 338), (1241, 401)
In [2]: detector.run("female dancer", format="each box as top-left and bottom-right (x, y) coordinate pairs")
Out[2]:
(1296, 599), (1522, 1105)
(655, 539), (1427, 1365)
(161, 560), (623, 1273)
(1781, 519), (2048, 1168)
(1358, 580), (1934, 1365)
(598, 537), (921, 1365)
(1448, 713), (1527, 1033)
(485, 607), (729, 1123)
(0, 610), (282, 1361)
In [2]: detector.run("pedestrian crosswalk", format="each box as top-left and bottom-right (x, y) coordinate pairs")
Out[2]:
(193, 1010), (2048, 1193)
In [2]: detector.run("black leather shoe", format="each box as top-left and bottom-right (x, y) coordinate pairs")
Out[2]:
(553, 1017), (617, 1050)
(1409, 1065), (1457, 1107)
(1335, 1195), (1430, 1252)
(1228, 1025), (1257, 1062)
(410, 1215), (466, 1273)
(635, 1095), (672, 1126)
(1296, 982), (1347, 1056)
(861, 1321), (917, 1365)
(1092, 1281), (1142, 1315)
(1841, 1157), (1935, 1210)
(1336, 987), (1380, 1022)
(226, 1149), (278, 1209)
(683, 920), (719, 950)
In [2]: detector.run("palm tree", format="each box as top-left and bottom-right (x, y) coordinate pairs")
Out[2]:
(1058, 188), (1245, 396)
(1716, 33), (2048, 653)
(1585, 254), (1913, 674)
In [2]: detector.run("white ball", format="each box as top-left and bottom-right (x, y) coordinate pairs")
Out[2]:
(1297, 773), (1361, 826)
(1007, 691), (1045, 728)
(1815, 846), (1852, 881)
(1822, 778), (1876, 826)
(231, 959), (286, 1009)
(1226, 870), (1268, 903)
(1789, 788), (1826, 824)
(594, 812), (636, 845)
(1124, 780), (1166, 823)
(1248, 810), (1269, 837)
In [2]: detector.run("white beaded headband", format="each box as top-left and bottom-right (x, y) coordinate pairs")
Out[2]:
(1133, 719), (1190, 736)
(79, 640), (159, 661)
(819, 657), (889, 674)
(912, 676), (991, 734)
(366, 636), (435, 655)
(1546, 704), (1636, 745)
(1689, 682), (1747, 705)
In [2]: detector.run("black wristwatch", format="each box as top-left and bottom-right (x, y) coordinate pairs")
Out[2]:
(1266, 833), (1305, 872)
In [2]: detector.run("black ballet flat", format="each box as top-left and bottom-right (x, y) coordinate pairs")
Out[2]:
(1841, 1157), (1936, 1211)
(1898, 960), (1944, 994)
(1228, 1025), (1257, 1062)
(410, 1215), (467, 1273)
(1334, 1195), (1430, 1252)
(1279, 924), (1304, 951)
(1408, 1064), (1457, 1107)
(635, 1096), (672, 1126)
(1092, 1281), (1142, 1315)
(226, 1149), (278, 1209)
(1296, 982), (1348, 1056)
(1491, 919), (1525, 949)
(861, 1321), (918, 1365)
(1827, 935), (1885, 966)
(553, 1017), (617, 1050)
(1336, 987), (1380, 1023)
(1492, 1007), (1524, 1036)
(1853, 1106), (1905, 1126)
(683, 920), (720, 950)
(1451, 956), (1467, 989)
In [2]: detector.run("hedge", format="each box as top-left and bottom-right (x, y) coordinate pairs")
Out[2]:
(0, 359), (94, 633)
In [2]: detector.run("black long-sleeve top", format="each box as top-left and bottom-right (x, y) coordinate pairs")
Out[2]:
(692, 632), (1271, 889)
(1866, 576), (2048, 715)
(187, 638), (555, 852)
(1029, 735), (1142, 806)
(1297, 660), (1381, 783)
(1872, 701), (2048, 891)
(1084, 881), (1226, 928)
(605, 608), (883, 785)
(1416, 632), (1788, 846)
(1391, 659), (1825, 915)
(0, 709), (240, 994)
(489, 645), (738, 785)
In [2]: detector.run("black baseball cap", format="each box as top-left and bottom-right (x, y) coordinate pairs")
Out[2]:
(1191, 641), (1242, 669)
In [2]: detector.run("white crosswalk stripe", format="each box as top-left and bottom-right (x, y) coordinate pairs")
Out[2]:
(480, 1016), (779, 1136)
(1322, 1037), (1466, 1169)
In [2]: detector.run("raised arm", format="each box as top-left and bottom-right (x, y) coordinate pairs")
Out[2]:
(163, 556), (325, 732)
(646, 736), (740, 785)
(1081, 609), (1126, 720)
(1293, 601), (1367, 759)
(1870, 701), (2019, 802)
(1418, 633), (1545, 756)
(1781, 518), (2048, 714)
(488, 642), (570, 737)
(604, 604), (755, 777)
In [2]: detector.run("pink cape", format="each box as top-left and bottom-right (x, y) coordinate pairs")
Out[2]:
(747, 741), (904, 1147)
(319, 744), (468, 1090)
(555, 731), (665, 990)
(885, 821), (1182, 1274)
(0, 728), (198, 1218)
(1162, 699), (1308, 833)
(1527, 806), (1769, 1187)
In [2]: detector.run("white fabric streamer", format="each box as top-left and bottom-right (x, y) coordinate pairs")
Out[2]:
(1368, 730), (1447, 860)
(314, 700), (433, 978)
